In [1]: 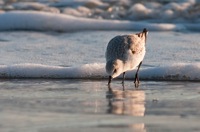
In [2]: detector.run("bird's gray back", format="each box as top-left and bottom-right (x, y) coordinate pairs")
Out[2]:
(106, 35), (129, 61)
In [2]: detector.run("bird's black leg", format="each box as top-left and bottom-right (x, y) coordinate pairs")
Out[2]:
(122, 72), (125, 84)
(108, 76), (112, 86)
(122, 72), (126, 90)
(134, 61), (142, 88)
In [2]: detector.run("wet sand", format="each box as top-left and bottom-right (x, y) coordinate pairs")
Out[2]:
(0, 79), (200, 132)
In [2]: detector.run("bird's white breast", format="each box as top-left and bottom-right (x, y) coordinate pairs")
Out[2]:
(125, 47), (146, 71)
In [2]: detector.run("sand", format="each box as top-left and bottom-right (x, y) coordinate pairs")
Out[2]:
(0, 79), (200, 132)
(0, 30), (200, 132)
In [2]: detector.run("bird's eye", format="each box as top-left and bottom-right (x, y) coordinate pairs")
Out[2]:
(113, 69), (117, 73)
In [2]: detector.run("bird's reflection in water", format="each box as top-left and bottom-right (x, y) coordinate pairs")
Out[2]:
(106, 85), (146, 131)
(107, 85), (145, 116)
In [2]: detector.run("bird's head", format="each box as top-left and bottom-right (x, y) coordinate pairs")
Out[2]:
(106, 59), (124, 79)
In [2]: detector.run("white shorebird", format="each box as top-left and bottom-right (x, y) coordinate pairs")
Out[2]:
(105, 28), (148, 88)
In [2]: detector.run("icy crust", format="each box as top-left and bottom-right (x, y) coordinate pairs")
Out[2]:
(0, 63), (200, 81)
(0, 11), (195, 32)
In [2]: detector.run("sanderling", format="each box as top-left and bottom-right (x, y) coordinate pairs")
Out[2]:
(105, 28), (148, 88)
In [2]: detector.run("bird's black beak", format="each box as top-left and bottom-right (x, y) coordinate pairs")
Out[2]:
(108, 76), (112, 85)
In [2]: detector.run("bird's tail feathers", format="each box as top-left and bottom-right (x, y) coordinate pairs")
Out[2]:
(137, 28), (148, 43)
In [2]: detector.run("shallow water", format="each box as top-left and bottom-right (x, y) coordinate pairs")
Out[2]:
(1, 79), (200, 132)
(1, 0), (200, 131)
(0, 31), (200, 66)
(0, 30), (200, 132)
(1, 31), (200, 81)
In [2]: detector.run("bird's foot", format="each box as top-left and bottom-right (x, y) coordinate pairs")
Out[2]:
(134, 80), (140, 88)
(134, 72), (140, 88)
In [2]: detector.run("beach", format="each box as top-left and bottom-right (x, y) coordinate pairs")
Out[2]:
(1, 79), (200, 132)
(0, 0), (200, 131)
(0, 31), (200, 132)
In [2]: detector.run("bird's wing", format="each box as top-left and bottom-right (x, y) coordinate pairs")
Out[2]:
(106, 35), (128, 61)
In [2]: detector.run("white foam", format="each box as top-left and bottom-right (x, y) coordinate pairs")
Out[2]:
(0, 63), (200, 81)
(12, 2), (60, 13)
(1, 0), (200, 24)
(128, 3), (153, 20)
(127, 63), (200, 81)
(0, 63), (106, 79)
(0, 11), (194, 31)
